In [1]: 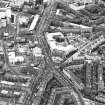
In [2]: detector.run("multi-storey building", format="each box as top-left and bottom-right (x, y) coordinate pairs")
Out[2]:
(0, 72), (38, 105)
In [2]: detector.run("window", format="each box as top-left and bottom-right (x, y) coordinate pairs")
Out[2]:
(11, 15), (14, 23)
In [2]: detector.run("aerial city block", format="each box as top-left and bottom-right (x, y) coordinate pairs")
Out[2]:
(0, 0), (105, 105)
